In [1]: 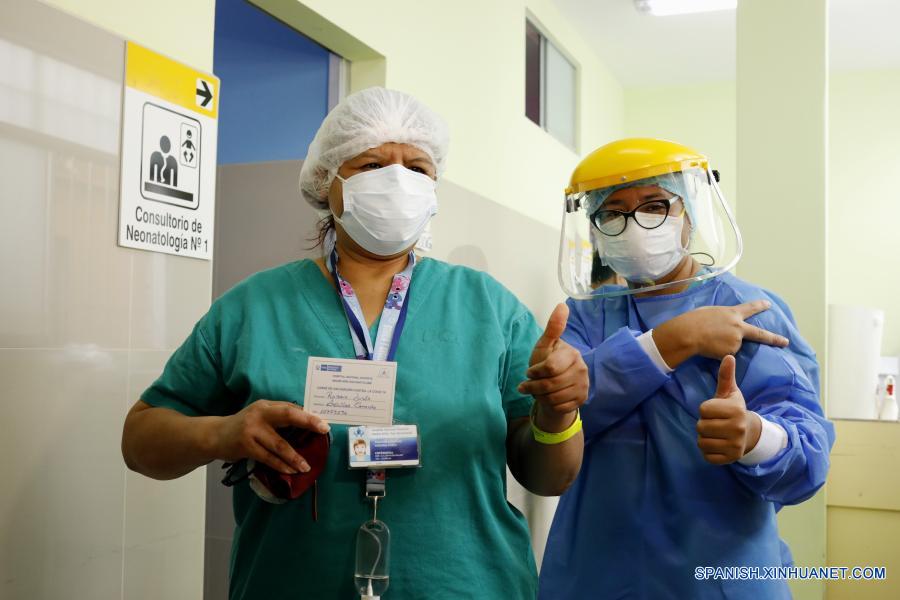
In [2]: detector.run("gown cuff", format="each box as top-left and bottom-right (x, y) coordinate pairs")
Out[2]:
(738, 416), (788, 466)
(636, 330), (674, 374)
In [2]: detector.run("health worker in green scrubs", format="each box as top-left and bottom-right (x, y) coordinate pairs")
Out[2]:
(121, 87), (588, 600)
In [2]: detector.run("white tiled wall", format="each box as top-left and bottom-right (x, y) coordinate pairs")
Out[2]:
(0, 1), (210, 598)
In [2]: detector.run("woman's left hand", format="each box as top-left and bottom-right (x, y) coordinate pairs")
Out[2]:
(518, 304), (589, 425)
(696, 355), (762, 465)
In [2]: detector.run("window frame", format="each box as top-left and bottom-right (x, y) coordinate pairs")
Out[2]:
(525, 13), (580, 153)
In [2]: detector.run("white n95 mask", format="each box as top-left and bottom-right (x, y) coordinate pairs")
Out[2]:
(334, 164), (438, 256)
(596, 214), (687, 282)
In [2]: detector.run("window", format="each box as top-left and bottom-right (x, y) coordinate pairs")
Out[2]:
(525, 18), (577, 150)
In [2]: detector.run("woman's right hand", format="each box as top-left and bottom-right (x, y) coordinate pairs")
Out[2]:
(653, 300), (790, 369)
(211, 400), (331, 475)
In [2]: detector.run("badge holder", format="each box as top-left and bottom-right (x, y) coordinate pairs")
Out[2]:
(349, 426), (421, 599)
(355, 470), (390, 600)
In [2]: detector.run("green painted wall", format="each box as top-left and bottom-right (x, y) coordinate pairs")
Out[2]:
(624, 81), (737, 218)
(829, 69), (900, 356)
(40, 0), (215, 71)
(737, 2), (828, 599)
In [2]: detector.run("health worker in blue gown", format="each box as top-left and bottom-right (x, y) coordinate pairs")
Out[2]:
(540, 138), (836, 600)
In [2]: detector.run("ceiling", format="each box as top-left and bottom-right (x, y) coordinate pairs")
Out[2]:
(551, 0), (900, 87)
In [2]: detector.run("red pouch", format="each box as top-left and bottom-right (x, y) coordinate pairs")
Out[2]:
(222, 428), (330, 520)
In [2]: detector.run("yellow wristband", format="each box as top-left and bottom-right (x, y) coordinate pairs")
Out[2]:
(529, 405), (583, 445)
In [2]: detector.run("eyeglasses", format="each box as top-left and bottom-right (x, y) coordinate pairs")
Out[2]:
(590, 198), (683, 237)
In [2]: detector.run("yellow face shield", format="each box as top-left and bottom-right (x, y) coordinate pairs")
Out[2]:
(558, 139), (742, 299)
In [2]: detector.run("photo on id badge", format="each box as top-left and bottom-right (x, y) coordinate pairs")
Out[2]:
(351, 428), (372, 464)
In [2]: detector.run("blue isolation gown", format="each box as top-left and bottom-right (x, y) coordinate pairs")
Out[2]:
(539, 273), (835, 600)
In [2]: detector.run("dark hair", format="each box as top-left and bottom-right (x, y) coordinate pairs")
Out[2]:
(306, 214), (335, 251)
(591, 252), (617, 286)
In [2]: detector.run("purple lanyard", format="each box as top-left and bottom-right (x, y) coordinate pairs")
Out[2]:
(326, 247), (416, 362)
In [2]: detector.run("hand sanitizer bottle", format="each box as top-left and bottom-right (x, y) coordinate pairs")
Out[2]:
(879, 375), (898, 421)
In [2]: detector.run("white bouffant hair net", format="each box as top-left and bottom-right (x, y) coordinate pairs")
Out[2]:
(299, 87), (450, 210)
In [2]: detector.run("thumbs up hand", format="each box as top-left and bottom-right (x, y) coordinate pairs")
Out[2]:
(696, 355), (762, 465)
(518, 304), (589, 429)
(528, 303), (569, 367)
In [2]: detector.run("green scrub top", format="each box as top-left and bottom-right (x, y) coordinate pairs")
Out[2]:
(141, 257), (541, 599)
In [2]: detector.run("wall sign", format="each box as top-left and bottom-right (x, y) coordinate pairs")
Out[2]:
(118, 42), (219, 259)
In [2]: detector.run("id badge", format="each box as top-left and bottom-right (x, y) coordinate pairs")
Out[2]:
(348, 425), (421, 469)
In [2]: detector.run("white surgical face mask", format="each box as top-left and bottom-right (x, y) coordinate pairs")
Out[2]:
(596, 214), (687, 282)
(334, 164), (438, 256)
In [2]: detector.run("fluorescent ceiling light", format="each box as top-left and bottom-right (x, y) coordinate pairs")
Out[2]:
(634, 0), (737, 17)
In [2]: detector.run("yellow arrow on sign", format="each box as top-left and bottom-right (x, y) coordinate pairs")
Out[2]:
(125, 42), (220, 119)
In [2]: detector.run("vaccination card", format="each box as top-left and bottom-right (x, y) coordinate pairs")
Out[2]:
(303, 357), (396, 426)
